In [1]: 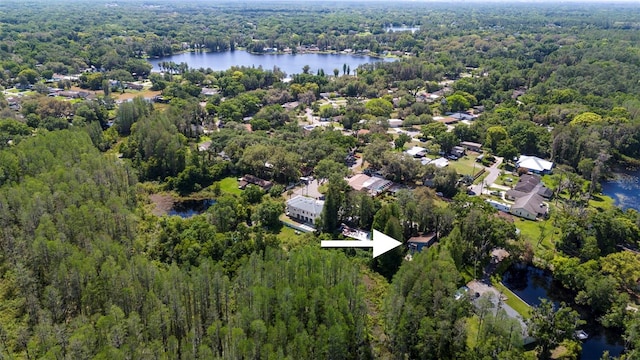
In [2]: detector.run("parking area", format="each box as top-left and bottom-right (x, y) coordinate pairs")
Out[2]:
(290, 178), (323, 200)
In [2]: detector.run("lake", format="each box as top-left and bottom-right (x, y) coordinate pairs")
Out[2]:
(385, 26), (420, 33)
(601, 167), (640, 211)
(148, 50), (393, 77)
(168, 199), (215, 218)
(503, 265), (624, 359)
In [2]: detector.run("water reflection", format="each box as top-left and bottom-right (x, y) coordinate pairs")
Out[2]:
(503, 265), (624, 359)
(168, 199), (215, 218)
(601, 168), (640, 211)
(148, 50), (393, 77)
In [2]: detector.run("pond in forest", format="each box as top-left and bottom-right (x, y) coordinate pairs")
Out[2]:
(168, 199), (215, 218)
(385, 26), (420, 33)
(503, 265), (625, 359)
(601, 167), (640, 211)
(147, 50), (394, 77)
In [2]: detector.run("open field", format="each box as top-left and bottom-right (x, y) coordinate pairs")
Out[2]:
(449, 154), (482, 177)
(218, 176), (242, 195)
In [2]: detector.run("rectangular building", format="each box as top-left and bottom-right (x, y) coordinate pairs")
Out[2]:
(286, 195), (325, 225)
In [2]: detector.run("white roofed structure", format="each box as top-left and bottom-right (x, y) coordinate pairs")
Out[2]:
(516, 155), (554, 174)
(406, 146), (427, 157)
(428, 157), (450, 168)
(286, 196), (325, 225)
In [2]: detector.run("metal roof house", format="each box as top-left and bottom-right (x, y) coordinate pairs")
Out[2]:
(516, 155), (554, 175)
(460, 141), (483, 152)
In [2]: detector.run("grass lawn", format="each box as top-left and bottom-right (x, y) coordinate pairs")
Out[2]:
(589, 193), (616, 212)
(218, 176), (242, 195)
(473, 171), (489, 185)
(514, 217), (558, 251)
(495, 173), (516, 187)
(466, 316), (481, 349)
(514, 218), (541, 240)
(449, 155), (481, 176)
(276, 225), (299, 244)
(493, 281), (531, 319)
(276, 217), (316, 249)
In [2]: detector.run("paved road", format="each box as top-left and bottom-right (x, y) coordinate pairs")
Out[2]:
(304, 107), (316, 123)
(349, 156), (363, 173)
(469, 156), (504, 196)
(467, 280), (528, 335)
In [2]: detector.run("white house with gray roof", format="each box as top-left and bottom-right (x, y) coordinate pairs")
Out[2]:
(510, 192), (548, 220)
(286, 195), (325, 225)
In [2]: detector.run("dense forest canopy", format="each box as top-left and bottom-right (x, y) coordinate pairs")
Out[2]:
(1, 0), (640, 359)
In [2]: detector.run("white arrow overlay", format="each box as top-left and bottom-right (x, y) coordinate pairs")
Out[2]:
(321, 229), (402, 258)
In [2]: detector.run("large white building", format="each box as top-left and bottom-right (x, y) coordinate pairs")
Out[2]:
(516, 155), (554, 174)
(286, 195), (325, 225)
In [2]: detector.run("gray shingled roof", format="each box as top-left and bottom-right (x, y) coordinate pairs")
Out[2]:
(512, 192), (547, 217)
(513, 174), (541, 193)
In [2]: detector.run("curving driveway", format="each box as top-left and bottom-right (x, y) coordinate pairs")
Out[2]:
(469, 156), (503, 195)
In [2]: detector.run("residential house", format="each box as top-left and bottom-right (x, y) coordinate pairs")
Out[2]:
(342, 225), (370, 241)
(451, 146), (466, 157)
(505, 174), (551, 220)
(282, 101), (299, 110)
(347, 173), (393, 196)
(407, 233), (437, 252)
(516, 155), (554, 175)
(460, 141), (483, 152)
(510, 192), (548, 220)
(6, 97), (20, 111)
(198, 141), (212, 151)
(348, 174), (371, 191)
(450, 112), (477, 121)
(201, 88), (218, 96)
(505, 174), (553, 201)
(238, 174), (273, 191)
(486, 199), (511, 212)
(125, 82), (144, 91)
(286, 195), (325, 225)
(387, 119), (403, 128)
(405, 146), (427, 158)
(426, 157), (449, 168)
(511, 88), (526, 99)
(59, 90), (90, 99)
(433, 116), (459, 125)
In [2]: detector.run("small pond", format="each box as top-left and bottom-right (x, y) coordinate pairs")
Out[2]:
(385, 26), (420, 33)
(168, 199), (215, 218)
(601, 167), (640, 211)
(503, 265), (625, 359)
